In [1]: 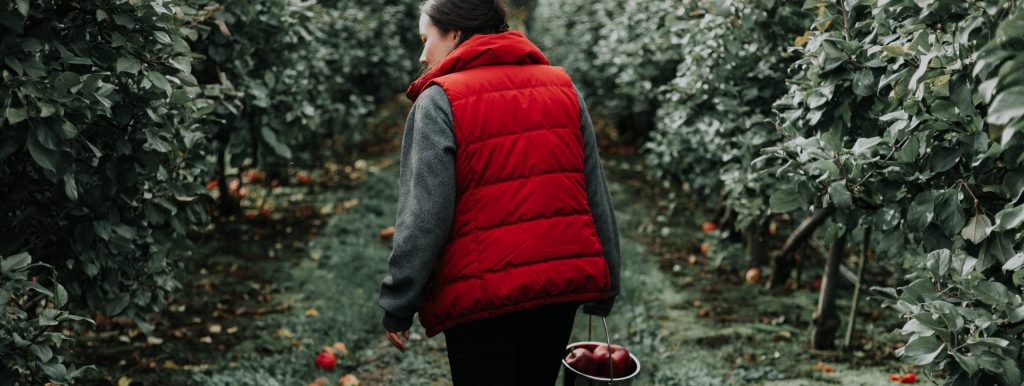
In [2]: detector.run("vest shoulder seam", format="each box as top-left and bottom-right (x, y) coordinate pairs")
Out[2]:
(465, 126), (578, 149)
(454, 211), (592, 239)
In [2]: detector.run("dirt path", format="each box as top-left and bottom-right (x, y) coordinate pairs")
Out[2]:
(338, 153), (904, 385)
(78, 151), (904, 385)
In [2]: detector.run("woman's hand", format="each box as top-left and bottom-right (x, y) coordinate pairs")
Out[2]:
(385, 329), (410, 352)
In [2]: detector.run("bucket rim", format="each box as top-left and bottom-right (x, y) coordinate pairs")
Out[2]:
(561, 341), (641, 381)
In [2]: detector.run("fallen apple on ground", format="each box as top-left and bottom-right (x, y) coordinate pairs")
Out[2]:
(314, 350), (337, 370)
(338, 374), (359, 386)
(745, 267), (761, 284)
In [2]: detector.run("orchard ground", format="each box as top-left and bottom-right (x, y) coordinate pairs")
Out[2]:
(73, 128), (915, 386)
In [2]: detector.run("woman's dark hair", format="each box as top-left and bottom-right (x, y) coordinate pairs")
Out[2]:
(422, 0), (510, 46)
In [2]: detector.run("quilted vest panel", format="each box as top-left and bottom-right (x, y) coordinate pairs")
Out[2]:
(416, 63), (610, 337)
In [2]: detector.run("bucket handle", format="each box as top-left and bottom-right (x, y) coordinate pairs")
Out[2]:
(587, 315), (616, 383)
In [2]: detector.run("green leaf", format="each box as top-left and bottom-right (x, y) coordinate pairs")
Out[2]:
(926, 249), (951, 279)
(954, 352), (980, 376)
(1003, 250), (1024, 274)
(29, 344), (53, 362)
(1003, 171), (1024, 202)
(147, 71), (172, 97)
(26, 131), (59, 172)
(63, 173), (79, 201)
(38, 308), (61, 326)
(260, 127), (293, 159)
(40, 362), (68, 383)
(990, 205), (1024, 232)
(6, 107), (28, 124)
(93, 220), (111, 240)
(898, 134), (920, 163)
(851, 137), (883, 155)
(153, 31), (171, 44)
(852, 69), (876, 96)
(900, 277), (938, 303)
(928, 146), (961, 173)
(16, 0), (29, 16)
(828, 181), (853, 209)
(988, 86), (1024, 125)
(935, 190), (965, 237)
(116, 57), (141, 74)
(896, 335), (945, 366)
(1, 252), (31, 273)
(53, 71), (80, 94)
(55, 283), (68, 308)
(961, 214), (992, 244)
(27, 282), (53, 297)
(907, 191), (935, 231)
(974, 281), (1010, 307)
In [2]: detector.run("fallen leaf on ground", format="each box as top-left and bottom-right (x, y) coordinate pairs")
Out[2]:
(338, 374), (359, 386)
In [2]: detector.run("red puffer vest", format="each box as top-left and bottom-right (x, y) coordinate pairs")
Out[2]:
(406, 31), (610, 337)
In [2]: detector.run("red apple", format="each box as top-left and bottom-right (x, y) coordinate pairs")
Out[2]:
(314, 351), (336, 370)
(591, 344), (611, 378)
(701, 222), (718, 233)
(564, 347), (595, 376)
(901, 372), (917, 384)
(609, 344), (632, 377)
(745, 268), (762, 284)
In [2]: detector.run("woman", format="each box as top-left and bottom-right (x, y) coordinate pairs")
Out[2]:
(377, 0), (621, 384)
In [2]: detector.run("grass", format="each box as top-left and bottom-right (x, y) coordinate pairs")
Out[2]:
(72, 147), (911, 386)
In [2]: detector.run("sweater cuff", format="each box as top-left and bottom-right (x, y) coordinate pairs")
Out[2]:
(383, 311), (414, 333)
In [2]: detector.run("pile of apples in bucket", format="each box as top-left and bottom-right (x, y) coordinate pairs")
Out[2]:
(564, 342), (636, 379)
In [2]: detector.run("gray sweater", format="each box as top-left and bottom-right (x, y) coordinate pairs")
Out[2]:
(378, 84), (621, 333)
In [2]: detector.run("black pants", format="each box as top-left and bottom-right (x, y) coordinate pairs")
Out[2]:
(443, 301), (581, 386)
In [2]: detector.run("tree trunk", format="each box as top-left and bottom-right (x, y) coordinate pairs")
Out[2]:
(811, 233), (847, 350)
(746, 219), (770, 267)
(767, 207), (834, 290)
(217, 146), (240, 217)
(843, 228), (871, 350)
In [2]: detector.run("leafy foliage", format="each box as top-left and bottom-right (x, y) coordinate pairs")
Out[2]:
(766, 1), (1024, 383)
(184, 0), (419, 174)
(643, 0), (808, 232)
(2, 0), (420, 380)
(1, 0), (211, 326)
(1, 252), (94, 384)
(533, 0), (687, 133)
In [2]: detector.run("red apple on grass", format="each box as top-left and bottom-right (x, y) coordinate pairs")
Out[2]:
(314, 350), (337, 370)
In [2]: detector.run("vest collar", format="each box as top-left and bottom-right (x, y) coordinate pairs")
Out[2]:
(406, 30), (550, 101)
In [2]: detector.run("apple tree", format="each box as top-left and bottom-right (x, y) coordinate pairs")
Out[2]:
(765, 0), (1024, 383)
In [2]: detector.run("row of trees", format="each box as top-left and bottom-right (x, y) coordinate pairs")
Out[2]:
(535, 0), (1023, 384)
(0, 0), (419, 383)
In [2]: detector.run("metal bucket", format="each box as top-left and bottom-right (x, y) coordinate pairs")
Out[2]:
(561, 316), (641, 385)
(562, 341), (641, 385)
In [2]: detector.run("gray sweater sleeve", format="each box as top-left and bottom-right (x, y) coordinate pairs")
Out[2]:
(378, 83), (622, 332)
(378, 85), (456, 332)
(577, 88), (622, 299)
